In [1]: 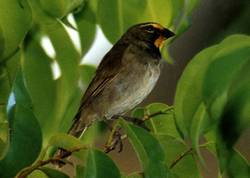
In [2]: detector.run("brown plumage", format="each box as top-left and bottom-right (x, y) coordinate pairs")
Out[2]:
(68, 22), (175, 138)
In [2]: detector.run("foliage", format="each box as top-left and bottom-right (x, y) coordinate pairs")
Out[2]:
(0, 0), (249, 178)
(174, 34), (250, 177)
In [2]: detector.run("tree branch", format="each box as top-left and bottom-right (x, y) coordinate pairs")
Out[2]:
(17, 145), (88, 178)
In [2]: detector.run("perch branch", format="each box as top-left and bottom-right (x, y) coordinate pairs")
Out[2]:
(17, 145), (88, 178)
(143, 106), (173, 121)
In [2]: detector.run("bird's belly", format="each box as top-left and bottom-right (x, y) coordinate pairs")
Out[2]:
(104, 63), (160, 118)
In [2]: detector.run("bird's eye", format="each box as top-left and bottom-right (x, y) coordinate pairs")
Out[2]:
(145, 26), (155, 33)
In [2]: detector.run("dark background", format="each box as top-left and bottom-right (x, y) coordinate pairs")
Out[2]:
(109, 0), (250, 177)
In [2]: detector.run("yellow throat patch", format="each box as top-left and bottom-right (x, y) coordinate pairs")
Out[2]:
(154, 35), (165, 49)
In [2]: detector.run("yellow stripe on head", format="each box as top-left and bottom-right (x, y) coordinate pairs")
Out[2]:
(139, 22), (164, 30)
(151, 23), (164, 30)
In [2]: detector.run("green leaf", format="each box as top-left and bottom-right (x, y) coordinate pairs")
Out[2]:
(82, 149), (121, 178)
(23, 2), (81, 142)
(97, 0), (198, 47)
(189, 103), (209, 166)
(23, 38), (58, 142)
(204, 130), (217, 156)
(40, 167), (69, 178)
(174, 35), (250, 173)
(97, 0), (147, 43)
(215, 61), (250, 154)
(124, 172), (144, 178)
(205, 130), (249, 177)
(185, 0), (200, 15)
(0, 121), (8, 158)
(0, 24), (4, 58)
(61, 16), (77, 30)
(88, 0), (98, 13)
(0, 105), (42, 178)
(170, 0), (184, 22)
(80, 121), (107, 146)
(43, 133), (87, 160)
(174, 45), (219, 137)
(191, 35), (250, 175)
(216, 139), (250, 177)
(79, 64), (96, 90)
(28, 170), (48, 178)
(76, 165), (85, 178)
(47, 133), (85, 150)
(39, 0), (84, 18)
(59, 89), (82, 135)
(157, 135), (201, 178)
(0, 104), (7, 123)
(42, 19), (81, 134)
(74, 2), (96, 56)
(174, 34), (250, 140)
(0, 65), (11, 107)
(0, 0), (32, 60)
(121, 121), (168, 178)
(226, 150), (250, 178)
(0, 50), (20, 123)
(214, 60), (250, 173)
(13, 71), (32, 109)
(0, 50), (19, 107)
(143, 0), (172, 27)
(28, 168), (70, 178)
(173, 0), (200, 34)
(162, 47), (174, 64)
(203, 35), (250, 121)
(144, 103), (180, 138)
(4, 49), (20, 85)
(131, 107), (145, 118)
(24, 1), (83, 150)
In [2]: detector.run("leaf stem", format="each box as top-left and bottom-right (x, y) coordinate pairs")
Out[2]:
(169, 141), (213, 169)
(143, 107), (173, 121)
(17, 145), (88, 178)
(170, 147), (193, 169)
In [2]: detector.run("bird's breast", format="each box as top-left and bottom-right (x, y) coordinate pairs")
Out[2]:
(105, 60), (161, 118)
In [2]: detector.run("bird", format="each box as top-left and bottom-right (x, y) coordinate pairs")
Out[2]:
(68, 22), (175, 139)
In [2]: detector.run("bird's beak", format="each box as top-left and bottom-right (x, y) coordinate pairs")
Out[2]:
(154, 28), (175, 49)
(162, 28), (175, 39)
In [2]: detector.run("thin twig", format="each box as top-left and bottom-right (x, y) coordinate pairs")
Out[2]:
(17, 157), (62, 178)
(143, 107), (173, 121)
(169, 142), (214, 169)
(17, 145), (88, 178)
(170, 147), (193, 169)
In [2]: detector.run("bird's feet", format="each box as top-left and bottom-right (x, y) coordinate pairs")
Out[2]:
(104, 115), (149, 153)
(51, 148), (74, 167)
(105, 110), (172, 153)
(105, 127), (127, 153)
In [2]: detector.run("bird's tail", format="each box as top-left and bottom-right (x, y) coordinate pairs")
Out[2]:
(67, 118), (89, 138)
(68, 106), (98, 137)
(57, 109), (97, 159)
(55, 111), (91, 163)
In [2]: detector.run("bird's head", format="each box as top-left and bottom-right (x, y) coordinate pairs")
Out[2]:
(123, 22), (175, 49)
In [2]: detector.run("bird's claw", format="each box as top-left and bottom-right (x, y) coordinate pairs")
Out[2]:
(104, 114), (152, 153)
(105, 127), (123, 153)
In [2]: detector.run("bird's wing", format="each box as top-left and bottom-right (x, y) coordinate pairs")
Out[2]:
(76, 42), (129, 116)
